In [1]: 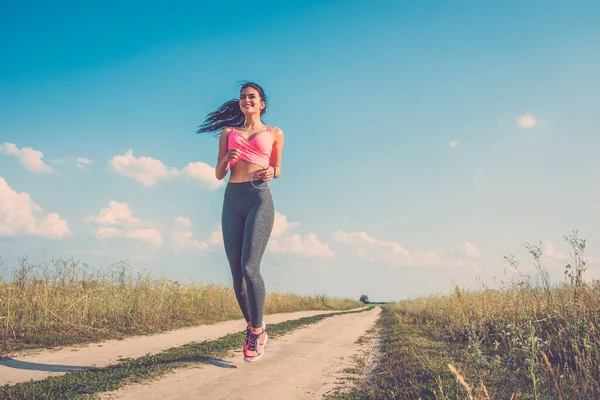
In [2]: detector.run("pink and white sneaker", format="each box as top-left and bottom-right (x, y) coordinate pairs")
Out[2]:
(244, 327), (268, 362)
(243, 323), (266, 354)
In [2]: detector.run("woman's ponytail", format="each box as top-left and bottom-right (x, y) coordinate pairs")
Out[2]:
(196, 82), (267, 137)
(196, 99), (244, 136)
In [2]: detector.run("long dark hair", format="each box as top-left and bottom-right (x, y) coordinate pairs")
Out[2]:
(196, 82), (268, 136)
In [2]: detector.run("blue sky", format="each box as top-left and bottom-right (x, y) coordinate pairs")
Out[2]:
(1, 0), (599, 302)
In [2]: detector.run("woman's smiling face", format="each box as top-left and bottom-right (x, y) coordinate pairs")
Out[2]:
(239, 86), (265, 116)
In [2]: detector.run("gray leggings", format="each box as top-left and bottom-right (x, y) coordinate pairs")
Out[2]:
(221, 180), (274, 329)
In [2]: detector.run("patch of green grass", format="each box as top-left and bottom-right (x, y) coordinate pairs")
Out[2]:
(0, 306), (374, 400)
(326, 306), (471, 400)
(326, 300), (574, 399)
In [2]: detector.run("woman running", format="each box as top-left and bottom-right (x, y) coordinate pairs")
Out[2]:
(196, 82), (284, 362)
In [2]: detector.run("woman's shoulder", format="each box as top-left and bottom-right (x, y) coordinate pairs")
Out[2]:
(269, 126), (284, 137)
(217, 127), (235, 144)
(220, 126), (236, 136)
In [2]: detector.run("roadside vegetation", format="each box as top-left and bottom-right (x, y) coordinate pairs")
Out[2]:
(0, 255), (361, 353)
(329, 230), (600, 399)
(0, 306), (374, 399)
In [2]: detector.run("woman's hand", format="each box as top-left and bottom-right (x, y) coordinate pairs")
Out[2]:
(255, 166), (276, 180)
(225, 148), (242, 163)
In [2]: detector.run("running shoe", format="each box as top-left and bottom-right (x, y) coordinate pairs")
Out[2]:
(244, 327), (268, 362)
(243, 322), (265, 353)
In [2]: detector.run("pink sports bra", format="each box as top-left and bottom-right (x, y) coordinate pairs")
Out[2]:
(227, 126), (274, 169)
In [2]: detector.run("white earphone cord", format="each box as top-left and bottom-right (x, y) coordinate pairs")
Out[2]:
(250, 167), (274, 190)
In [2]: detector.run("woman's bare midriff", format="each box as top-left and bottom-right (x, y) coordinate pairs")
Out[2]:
(228, 160), (268, 183)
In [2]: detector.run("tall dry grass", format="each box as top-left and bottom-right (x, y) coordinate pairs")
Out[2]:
(390, 231), (600, 399)
(0, 255), (361, 353)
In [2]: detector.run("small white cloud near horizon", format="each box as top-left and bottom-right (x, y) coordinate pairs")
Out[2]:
(0, 177), (70, 238)
(268, 211), (334, 260)
(449, 140), (460, 148)
(517, 113), (537, 129)
(542, 242), (569, 261)
(108, 149), (223, 189)
(0, 142), (57, 174)
(452, 241), (481, 258)
(52, 156), (94, 171)
(84, 200), (163, 247)
(474, 171), (487, 185)
(506, 240), (600, 282)
(172, 216), (222, 254)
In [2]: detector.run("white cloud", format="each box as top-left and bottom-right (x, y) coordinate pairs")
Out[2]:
(174, 216), (193, 230)
(514, 240), (600, 281)
(268, 212), (334, 260)
(449, 141), (460, 148)
(542, 242), (569, 260)
(452, 241), (481, 258)
(517, 113), (537, 129)
(180, 162), (223, 190)
(331, 230), (441, 267)
(474, 171), (487, 185)
(172, 216), (222, 254)
(85, 201), (139, 226)
(271, 211), (300, 237)
(269, 232), (334, 260)
(52, 156), (94, 171)
(0, 177), (69, 238)
(84, 201), (162, 247)
(108, 149), (223, 189)
(108, 150), (178, 186)
(0, 142), (57, 174)
(76, 157), (94, 170)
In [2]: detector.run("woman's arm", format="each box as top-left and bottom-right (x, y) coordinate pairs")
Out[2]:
(270, 127), (284, 178)
(256, 127), (284, 180)
(215, 128), (233, 180)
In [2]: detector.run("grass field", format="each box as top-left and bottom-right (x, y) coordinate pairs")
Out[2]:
(330, 231), (600, 399)
(0, 255), (361, 353)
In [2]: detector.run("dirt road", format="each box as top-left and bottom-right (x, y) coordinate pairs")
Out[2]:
(0, 308), (367, 386)
(100, 306), (381, 400)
